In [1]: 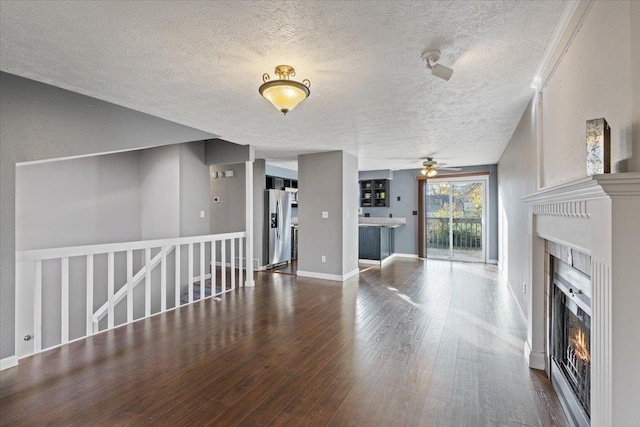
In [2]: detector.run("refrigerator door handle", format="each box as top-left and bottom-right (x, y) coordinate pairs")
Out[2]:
(276, 199), (280, 240)
(278, 198), (283, 242)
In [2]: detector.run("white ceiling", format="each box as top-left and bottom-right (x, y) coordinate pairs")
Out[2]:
(0, 1), (567, 171)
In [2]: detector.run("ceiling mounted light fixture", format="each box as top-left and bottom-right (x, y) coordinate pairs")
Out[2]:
(420, 157), (461, 177)
(421, 50), (454, 81)
(421, 166), (439, 177)
(259, 65), (310, 115)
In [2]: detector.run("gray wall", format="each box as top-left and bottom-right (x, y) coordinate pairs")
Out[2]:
(209, 160), (266, 268)
(497, 2), (640, 318)
(0, 72), (214, 359)
(253, 160), (267, 266)
(633, 0), (640, 172)
(15, 152), (144, 350)
(265, 164), (298, 180)
(298, 151), (358, 277)
(204, 138), (253, 165)
(16, 151), (142, 250)
(341, 152), (359, 275)
(179, 142), (211, 237)
(362, 164), (498, 260)
(140, 145), (181, 240)
(497, 97), (538, 317)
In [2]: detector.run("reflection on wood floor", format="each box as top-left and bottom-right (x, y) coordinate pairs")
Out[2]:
(0, 258), (569, 426)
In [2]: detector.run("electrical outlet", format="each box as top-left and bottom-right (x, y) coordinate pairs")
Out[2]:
(200, 210), (205, 218)
(322, 255), (326, 263)
(522, 282), (527, 294)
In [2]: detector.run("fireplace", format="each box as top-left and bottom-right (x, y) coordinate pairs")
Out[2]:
(522, 173), (640, 426)
(550, 254), (591, 427)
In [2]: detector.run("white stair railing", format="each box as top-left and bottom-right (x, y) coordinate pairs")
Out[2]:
(15, 232), (248, 358)
(91, 245), (176, 333)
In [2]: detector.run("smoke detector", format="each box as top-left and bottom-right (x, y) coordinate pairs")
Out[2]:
(421, 50), (454, 81)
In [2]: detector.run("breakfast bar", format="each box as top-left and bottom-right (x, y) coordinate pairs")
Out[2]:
(358, 217), (406, 264)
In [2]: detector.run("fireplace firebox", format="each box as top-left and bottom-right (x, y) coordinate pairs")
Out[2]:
(550, 256), (591, 427)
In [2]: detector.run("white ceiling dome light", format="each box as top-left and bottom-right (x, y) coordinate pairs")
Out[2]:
(422, 50), (454, 81)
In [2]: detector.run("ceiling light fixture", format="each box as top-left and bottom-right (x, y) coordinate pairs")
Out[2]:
(421, 50), (454, 81)
(259, 65), (310, 115)
(421, 166), (438, 177)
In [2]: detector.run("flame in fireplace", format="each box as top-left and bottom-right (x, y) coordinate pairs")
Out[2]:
(571, 329), (590, 362)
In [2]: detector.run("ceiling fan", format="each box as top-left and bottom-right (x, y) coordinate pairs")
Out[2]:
(420, 157), (461, 177)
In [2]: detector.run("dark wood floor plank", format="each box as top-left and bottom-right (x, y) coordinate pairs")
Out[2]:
(0, 259), (569, 427)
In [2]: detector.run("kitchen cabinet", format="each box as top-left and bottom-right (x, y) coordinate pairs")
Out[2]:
(266, 175), (297, 190)
(359, 226), (395, 261)
(360, 179), (389, 207)
(267, 175), (298, 206)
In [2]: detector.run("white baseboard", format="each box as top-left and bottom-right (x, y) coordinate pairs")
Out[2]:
(393, 253), (419, 258)
(342, 268), (360, 281)
(1, 355), (18, 371)
(524, 340), (546, 370)
(359, 253), (413, 266)
(297, 269), (359, 282)
(487, 259), (499, 265)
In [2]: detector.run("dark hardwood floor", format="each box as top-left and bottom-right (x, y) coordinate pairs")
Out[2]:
(0, 258), (568, 426)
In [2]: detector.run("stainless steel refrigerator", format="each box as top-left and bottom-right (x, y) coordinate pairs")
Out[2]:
(266, 190), (292, 266)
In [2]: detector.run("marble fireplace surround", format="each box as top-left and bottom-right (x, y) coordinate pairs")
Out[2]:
(522, 173), (640, 427)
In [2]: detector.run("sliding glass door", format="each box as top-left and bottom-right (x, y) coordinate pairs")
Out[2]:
(425, 178), (486, 262)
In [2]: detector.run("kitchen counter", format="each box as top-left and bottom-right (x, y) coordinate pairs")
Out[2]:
(358, 217), (406, 228)
(358, 218), (405, 263)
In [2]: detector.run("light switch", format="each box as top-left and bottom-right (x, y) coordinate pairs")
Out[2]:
(200, 211), (205, 218)
(322, 211), (329, 219)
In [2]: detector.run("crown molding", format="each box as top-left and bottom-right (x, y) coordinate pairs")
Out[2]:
(531, 0), (595, 92)
(523, 173), (640, 207)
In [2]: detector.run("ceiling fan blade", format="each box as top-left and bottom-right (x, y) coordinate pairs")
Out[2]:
(436, 167), (462, 171)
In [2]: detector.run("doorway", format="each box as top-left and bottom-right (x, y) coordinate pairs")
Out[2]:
(424, 176), (487, 262)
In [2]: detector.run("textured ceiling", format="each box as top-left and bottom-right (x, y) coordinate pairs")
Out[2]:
(0, 1), (567, 171)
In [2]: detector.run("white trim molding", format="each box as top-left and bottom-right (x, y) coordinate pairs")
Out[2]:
(531, 0), (595, 91)
(523, 172), (640, 426)
(392, 253), (419, 259)
(524, 340), (546, 370)
(1, 355), (19, 371)
(296, 269), (359, 282)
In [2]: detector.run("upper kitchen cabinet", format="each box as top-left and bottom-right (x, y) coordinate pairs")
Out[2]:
(266, 174), (298, 206)
(266, 175), (298, 190)
(360, 179), (389, 207)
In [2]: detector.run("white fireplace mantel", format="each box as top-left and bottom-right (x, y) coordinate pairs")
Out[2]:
(521, 172), (640, 427)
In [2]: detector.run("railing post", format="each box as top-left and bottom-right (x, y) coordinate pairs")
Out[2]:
(238, 237), (243, 289)
(221, 240), (226, 293)
(61, 257), (70, 344)
(245, 160), (254, 287)
(127, 250), (133, 323)
(86, 255), (94, 336)
(34, 260), (42, 353)
(188, 243), (194, 303)
(161, 246), (167, 311)
(200, 241), (205, 300)
(231, 237), (236, 290)
(145, 248), (151, 317)
(212, 240), (216, 294)
(175, 245), (181, 307)
(108, 252), (115, 329)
